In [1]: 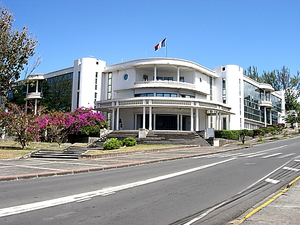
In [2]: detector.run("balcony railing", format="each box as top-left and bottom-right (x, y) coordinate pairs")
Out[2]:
(260, 100), (273, 108)
(25, 92), (42, 100)
(134, 80), (196, 89)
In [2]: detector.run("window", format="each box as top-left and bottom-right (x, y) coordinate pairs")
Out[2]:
(77, 71), (81, 90)
(164, 77), (173, 81)
(94, 92), (97, 102)
(156, 93), (177, 97)
(222, 78), (226, 104)
(95, 72), (98, 90)
(134, 93), (154, 97)
(209, 77), (213, 100)
(108, 72), (112, 100)
(179, 77), (184, 82)
(143, 75), (148, 81)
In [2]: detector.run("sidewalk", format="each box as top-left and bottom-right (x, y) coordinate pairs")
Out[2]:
(0, 138), (299, 224)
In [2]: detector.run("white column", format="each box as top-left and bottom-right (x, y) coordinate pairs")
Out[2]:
(180, 114), (183, 130)
(116, 109), (119, 130)
(134, 114), (137, 130)
(154, 65), (157, 81)
(149, 101), (152, 130)
(177, 67), (180, 82)
(216, 112), (218, 130)
(143, 106), (146, 129)
(219, 112), (222, 130)
(34, 99), (37, 115)
(190, 107), (194, 131)
(177, 114), (180, 130)
(195, 107), (199, 131)
(111, 109), (115, 130)
(270, 109), (272, 125)
(36, 80), (39, 93)
(153, 113), (156, 130)
(264, 107), (267, 127)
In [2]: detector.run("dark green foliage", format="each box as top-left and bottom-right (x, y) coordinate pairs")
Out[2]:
(0, 7), (38, 95)
(239, 129), (251, 144)
(103, 138), (122, 150)
(123, 137), (137, 147)
(253, 128), (265, 137)
(215, 130), (240, 140)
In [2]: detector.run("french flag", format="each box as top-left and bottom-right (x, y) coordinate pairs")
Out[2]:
(155, 38), (166, 51)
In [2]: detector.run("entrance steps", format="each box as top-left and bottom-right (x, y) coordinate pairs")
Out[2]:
(92, 130), (211, 149)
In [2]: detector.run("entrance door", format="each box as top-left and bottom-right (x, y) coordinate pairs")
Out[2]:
(156, 115), (177, 130)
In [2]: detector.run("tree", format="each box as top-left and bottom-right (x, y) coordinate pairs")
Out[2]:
(0, 103), (39, 148)
(245, 66), (300, 112)
(244, 66), (260, 82)
(0, 6), (38, 96)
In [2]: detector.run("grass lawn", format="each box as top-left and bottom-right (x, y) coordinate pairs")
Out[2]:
(0, 149), (33, 159)
(0, 141), (87, 159)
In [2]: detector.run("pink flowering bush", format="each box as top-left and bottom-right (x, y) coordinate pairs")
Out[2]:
(1, 104), (106, 147)
(67, 107), (106, 136)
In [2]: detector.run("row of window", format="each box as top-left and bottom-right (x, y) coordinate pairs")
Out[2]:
(134, 93), (195, 98)
(143, 75), (185, 82)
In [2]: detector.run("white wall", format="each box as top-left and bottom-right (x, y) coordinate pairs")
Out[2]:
(214, 65), (244, 130)
(77, 58), (106, 109)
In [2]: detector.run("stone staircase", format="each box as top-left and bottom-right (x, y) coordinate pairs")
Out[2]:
(92, 130), (211, 149)
(31, 146), (88, 159)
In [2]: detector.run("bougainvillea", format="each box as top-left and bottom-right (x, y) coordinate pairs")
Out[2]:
(1, 104), (106, 146)
(67, 107), (106, 136)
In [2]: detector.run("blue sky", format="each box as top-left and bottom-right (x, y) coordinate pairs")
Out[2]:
(2, 0), (299, 77)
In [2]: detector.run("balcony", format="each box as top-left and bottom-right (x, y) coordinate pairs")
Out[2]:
(260, 100), (273, 108)
(133, 80), (209, 95)
(24, 92), (42, 100)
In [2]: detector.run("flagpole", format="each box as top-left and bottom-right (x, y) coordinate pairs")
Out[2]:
(165, 38), (167, 57)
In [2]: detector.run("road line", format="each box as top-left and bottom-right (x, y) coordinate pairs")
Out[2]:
(262, 153), (282, 158)
(278, 153), (295, 158)
(265, 178), (280, 184)
(0, 157), (236, 218)
(283, 166), (299, 172)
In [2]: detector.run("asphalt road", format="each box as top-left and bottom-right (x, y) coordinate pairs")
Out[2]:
(0, 137), (299, 225)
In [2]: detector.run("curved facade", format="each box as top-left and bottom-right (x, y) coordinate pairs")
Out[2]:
(23, 57), (285, 131)
(96, 58), (233, 131)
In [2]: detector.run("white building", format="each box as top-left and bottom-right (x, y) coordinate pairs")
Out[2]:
(24, 57), (285, 131)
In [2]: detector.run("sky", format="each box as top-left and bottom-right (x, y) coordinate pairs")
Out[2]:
(1, 0), (299, 77)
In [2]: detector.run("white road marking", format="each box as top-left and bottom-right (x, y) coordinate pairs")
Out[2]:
(0, 157), (236, 218)
(278, 153), (295, 158)
(265, 178), (280, 184)
(283, 166), (300, 172)
(262, 153), (283, 158)
(245, 152), (267, 158)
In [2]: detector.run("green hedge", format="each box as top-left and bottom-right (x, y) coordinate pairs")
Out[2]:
(215, 124), (284, 140)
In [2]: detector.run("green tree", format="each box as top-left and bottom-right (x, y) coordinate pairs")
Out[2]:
(245, 66), (300, 112)
(244, 66), (260, 82)
(0, 6), (38, 97)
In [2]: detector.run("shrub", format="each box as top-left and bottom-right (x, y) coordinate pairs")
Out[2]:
(215, 130), (240, 140)
(239, 129), (252, 144)
(103, 138), (122, 150)
(123, 137), (137, 147)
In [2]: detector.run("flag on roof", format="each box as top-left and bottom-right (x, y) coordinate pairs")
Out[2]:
(155, 38), (166, 51)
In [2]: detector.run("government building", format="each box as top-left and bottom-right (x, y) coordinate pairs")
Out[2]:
(25, 57), (285, 131)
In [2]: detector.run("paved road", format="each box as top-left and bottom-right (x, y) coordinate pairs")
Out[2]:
(0, 136), (299, 224)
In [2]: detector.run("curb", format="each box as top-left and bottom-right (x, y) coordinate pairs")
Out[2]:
(232, 175), (300, 225)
